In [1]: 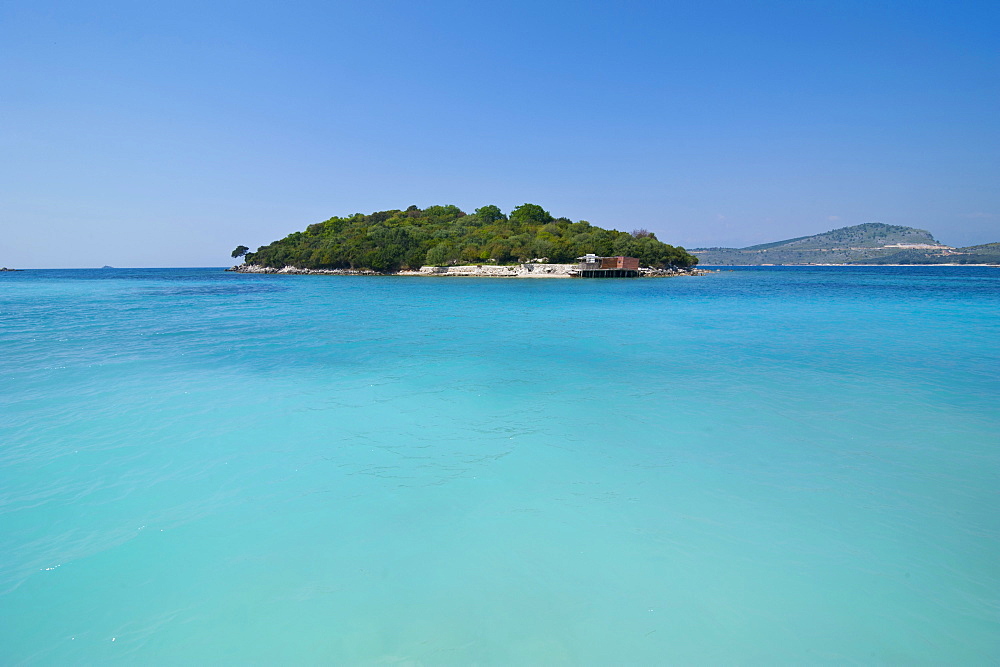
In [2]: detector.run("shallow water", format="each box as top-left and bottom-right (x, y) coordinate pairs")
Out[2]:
(1, 266), (998, 663)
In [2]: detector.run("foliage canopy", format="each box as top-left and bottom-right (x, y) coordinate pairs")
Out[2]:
(244, 204), (697, 271)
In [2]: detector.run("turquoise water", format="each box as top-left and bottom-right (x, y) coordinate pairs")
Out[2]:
(1, 266), (998, 664)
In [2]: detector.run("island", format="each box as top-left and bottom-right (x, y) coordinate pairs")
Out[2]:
(229, 204), (702, 277)
(691, 223), (1000, 265)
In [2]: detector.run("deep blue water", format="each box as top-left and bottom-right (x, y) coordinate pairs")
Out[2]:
(1, 266), (998, 663)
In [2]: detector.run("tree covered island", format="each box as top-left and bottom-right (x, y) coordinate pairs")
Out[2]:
(238, 204), (698, 272)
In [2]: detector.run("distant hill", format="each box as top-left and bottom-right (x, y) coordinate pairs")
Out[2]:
(689, 223), (990, 265)
(240, 204), (697, 272)
(857, 242), (1000, 265)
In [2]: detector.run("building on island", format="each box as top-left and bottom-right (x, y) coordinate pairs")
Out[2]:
(575, 254), (640, 278)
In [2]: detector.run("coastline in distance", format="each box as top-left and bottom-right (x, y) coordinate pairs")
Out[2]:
(691, 223), (999, 265)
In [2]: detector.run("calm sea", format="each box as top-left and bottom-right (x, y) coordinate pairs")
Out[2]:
(1, 266), (998, 664)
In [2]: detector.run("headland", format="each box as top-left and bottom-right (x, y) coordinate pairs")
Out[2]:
(692, 223), (999, 265)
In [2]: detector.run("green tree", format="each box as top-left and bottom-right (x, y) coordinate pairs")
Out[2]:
(510, 203), (553, 225)
(475, 204), (507, 223)
(231, 245), (249, 260)
(425, 243), (454, 266)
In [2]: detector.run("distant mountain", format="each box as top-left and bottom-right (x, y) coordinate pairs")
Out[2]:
(689, 223), (988, 265)
(745, 223), (938, 250)
(857, 242), (1000, 265)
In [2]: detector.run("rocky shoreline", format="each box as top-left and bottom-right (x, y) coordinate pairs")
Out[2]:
(227, 263), (710, 278)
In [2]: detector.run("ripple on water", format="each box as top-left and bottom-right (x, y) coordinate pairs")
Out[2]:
(0, 267), (998, 662)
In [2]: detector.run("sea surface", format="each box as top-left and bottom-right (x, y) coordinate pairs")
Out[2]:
(1, 266), (998, 664)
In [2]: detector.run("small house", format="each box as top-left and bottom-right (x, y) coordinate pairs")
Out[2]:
(575, 255), (641, 278)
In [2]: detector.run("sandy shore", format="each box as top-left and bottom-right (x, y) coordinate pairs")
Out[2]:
(229, 263), (709, 277)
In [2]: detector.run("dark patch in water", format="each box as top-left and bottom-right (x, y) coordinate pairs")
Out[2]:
(154, 283), (291, 297)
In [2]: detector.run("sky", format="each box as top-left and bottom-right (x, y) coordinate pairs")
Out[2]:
(2, 0), (998, 267)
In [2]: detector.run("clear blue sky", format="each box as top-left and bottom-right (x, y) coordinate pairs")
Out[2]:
(2, 0), (998, 267)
